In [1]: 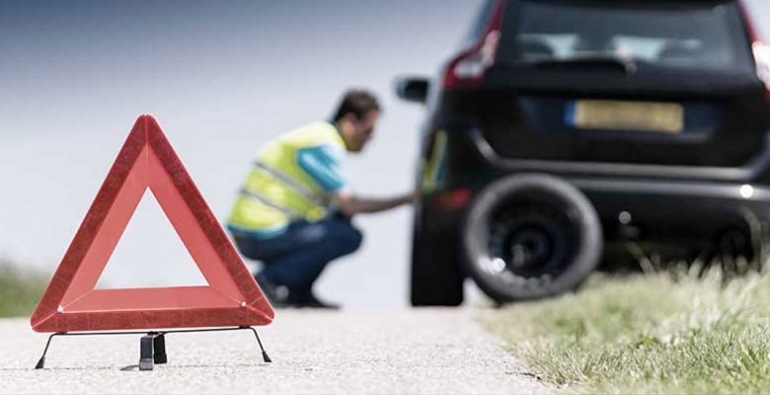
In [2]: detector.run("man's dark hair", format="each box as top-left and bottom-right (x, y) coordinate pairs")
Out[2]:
(332, 90), (381, 122)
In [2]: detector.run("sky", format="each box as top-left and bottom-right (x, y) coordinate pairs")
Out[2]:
(0, 0), (482, 308)
(1, 0), (770, 308)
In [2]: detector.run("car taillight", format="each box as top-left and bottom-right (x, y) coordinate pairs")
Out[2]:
(752, 43), (770, 102)
(740, 0), (770, 101)
(442, 0), (506, 90)
(433, 189), (472, 210)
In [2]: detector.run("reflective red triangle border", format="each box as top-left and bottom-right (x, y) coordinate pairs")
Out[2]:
(31, 115), (274, 332)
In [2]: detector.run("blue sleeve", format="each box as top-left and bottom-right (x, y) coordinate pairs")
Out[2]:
(296, 143), (347, 192)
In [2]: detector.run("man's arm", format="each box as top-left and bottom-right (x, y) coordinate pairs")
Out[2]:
(331, 190), (417, 217)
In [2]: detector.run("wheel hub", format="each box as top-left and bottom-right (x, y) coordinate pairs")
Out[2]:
(509, 227), (552, 270)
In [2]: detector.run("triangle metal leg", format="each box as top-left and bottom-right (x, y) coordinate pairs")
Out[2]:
(34, 332), (64, 369)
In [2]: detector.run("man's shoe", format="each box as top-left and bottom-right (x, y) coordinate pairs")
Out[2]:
(294, 293), (341, 310)
(256, 276), (340, 309)
(255, 274), (292, 308)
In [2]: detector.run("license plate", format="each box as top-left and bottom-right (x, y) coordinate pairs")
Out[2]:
(569, 100), (684, 133)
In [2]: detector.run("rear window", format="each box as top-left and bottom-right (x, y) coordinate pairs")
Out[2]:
(497, 0), (754, 73)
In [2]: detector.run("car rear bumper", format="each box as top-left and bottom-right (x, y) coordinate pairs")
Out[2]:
(572, 178), (770, 248)
(424, 128), (770, 254)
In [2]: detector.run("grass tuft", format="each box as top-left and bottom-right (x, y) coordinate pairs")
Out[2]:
(485, 267), (770, 394)
(0, 258), (47, 318)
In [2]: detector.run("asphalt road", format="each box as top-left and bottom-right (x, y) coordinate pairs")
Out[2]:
(0, 308), (550, 394)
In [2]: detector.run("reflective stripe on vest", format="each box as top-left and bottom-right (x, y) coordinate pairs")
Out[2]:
(253, 160), (328, 206)
(238, 187), (301, 218)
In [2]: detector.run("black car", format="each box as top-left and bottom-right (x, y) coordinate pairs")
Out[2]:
(397, 0), (770, 306)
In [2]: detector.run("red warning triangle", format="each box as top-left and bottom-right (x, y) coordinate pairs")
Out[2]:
(31, 115), (274, 332)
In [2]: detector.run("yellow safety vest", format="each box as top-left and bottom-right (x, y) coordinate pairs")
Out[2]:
(227, 121), (347, 238)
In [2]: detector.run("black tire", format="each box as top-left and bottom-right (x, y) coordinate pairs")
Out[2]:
(410, 211), (464, 306)
(462, 174), (602, 303)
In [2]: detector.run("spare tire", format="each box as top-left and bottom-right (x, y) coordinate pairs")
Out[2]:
(462, 174), (602, 303)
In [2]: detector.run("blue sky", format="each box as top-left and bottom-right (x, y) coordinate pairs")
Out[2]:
(1, 0), (769, 308)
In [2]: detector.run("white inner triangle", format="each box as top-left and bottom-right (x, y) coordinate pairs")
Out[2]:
(96, 189), (209, 289)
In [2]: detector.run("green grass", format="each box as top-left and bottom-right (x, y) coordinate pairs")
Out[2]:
(0, 259), (47, 318)
(485, 267), (770, 394)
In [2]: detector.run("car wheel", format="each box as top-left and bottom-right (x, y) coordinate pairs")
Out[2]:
(410, 212), (464, 306)
(462, 174), (602, 303)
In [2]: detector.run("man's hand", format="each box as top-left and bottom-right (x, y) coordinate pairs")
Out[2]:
(331, 189), (419, 217)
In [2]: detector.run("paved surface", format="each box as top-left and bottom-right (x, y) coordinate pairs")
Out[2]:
(0, 309), (550, 394)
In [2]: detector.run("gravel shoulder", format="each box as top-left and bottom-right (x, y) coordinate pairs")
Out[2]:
(0, 308), (550, 394)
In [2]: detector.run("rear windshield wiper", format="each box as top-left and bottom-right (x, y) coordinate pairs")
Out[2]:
(516, 56), (639, 75)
